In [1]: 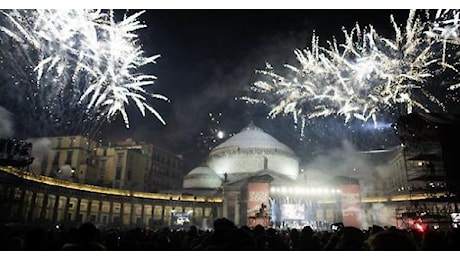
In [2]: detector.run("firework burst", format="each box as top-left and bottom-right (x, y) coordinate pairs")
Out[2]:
(245, 9), (460, 136)
(197, 112), (233, 152)
(0, 9), (167, 138)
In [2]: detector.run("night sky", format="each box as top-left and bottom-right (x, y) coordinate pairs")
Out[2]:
(1, 8), (454, 167)
(99, 9), (413, 165)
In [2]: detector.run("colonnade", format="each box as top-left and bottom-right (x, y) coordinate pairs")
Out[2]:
(0, 168), (221, 230)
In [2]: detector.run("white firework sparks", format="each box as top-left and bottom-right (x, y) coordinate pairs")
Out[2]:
(245, 9), (460, 135)
(426, 10), (460, 65)
(426, 9), (460, 90)
(197, 112), (232, 151)
(0, 9), (167, 137)
(242, 33), (340, 136)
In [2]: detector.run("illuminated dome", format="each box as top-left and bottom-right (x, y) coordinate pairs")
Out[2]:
(183, 165), (222, 189)
(210, 122), (295, 156)
(206, 122), (300, 181)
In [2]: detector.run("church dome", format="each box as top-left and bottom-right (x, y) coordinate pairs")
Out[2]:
(206, 122), (299, 181)
(210, 122), (295, 156)
(183, 165), (222, 189)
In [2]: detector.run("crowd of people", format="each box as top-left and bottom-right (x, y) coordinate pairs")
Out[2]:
(1, 218), (459, 251)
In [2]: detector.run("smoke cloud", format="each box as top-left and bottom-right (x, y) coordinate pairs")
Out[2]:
(27, 137), (54, 174)
(362, 202), (398, 228)
(302, 140), (391, 185)
(58, 164), (74, 181)
(301, 140), (400, 228)
(0, 106), (14, 138)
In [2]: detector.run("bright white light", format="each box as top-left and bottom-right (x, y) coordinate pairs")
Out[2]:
(244, 10), (459, 135)
(217, 131), (225, 139)
(270, 186), (342, 196)
(0, 9), (168, 134)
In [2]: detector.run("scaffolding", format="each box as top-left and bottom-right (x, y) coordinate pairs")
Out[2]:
(394, 112), (459, 230)
(403, 141), (447, 200)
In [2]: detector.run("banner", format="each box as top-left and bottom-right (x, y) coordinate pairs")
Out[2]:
(247, 182), (270, 227)
(340, 184), (362, 229)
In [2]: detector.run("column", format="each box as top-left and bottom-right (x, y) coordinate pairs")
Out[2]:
(108, 201), (114, 225)
(39, 193), (49, 220)
(94, 200), (101, 224)
(15, 189), (26, 221)
(27, 192), (37, 222)
(161, 204), (166, 226)
(140, 203), (145, 226)
(192, 197), (197, 224)
(129, 201), (135, 227)
(75, 198), (82, 224)
(234, 197), (240, 226)
(151, 203), (155, 225)
(52, 194), (60, 223)
(120, 201), (125, 226)
(63, 196), (71, 222)
(87, 199), (93, 222)
(223, 194), (228, 218)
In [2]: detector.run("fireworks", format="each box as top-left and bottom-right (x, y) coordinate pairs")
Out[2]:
(426, 9), (460, 70)
(197, 112), (232, 151)
(245, 9), (460, 136)
(0, 9), (167, 138)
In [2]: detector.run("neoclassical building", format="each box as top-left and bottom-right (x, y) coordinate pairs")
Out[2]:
(182, 123), (345, 229)
(1, 114), (459, 231)
(184, 122), (300, 190)
(0, 137), (217, 231)
(0, 165), (221, 230)
(181, 121), (459, 230)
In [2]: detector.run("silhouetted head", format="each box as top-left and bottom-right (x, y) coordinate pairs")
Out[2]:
(368, 230), (419, 250)
(77, 222), (99, 242)
(213, 218), (235, 234)
(301, 225), (314, 238)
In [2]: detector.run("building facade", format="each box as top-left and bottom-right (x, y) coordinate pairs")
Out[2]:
(182, 123), (353, 229)
(2, 114), (460, 231)
(182, 122), (459, 230)
(30, 135), (99, 183)
(0, 166), (220, 230)
(30, 136), (186, 192)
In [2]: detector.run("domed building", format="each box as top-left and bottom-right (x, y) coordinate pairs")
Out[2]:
(183, 122), (300, 190)
(183, 122), (307, 227)
(207, 122), (300, 181)
(183, 165), (222, 189)
(182, 123), (364, 229)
